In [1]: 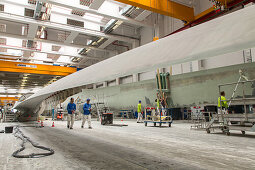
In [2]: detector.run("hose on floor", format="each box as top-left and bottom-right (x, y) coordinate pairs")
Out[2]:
(12, 126), (54, 158)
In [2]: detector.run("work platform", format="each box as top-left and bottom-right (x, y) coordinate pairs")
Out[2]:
(206, 79), (255, 135)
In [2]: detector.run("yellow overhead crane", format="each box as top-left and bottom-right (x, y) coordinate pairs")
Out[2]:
(216, 0), (235, 6)
(0, 97), (19, 105)
(114, 0), (237, 23)
(0, 60), (76, 76)
(114, 0), (195, 22)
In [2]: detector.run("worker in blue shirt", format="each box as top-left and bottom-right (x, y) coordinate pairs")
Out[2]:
(52, 108), (55, 120)
(67, 98), (76, 129)
(81, 98), (92, 129)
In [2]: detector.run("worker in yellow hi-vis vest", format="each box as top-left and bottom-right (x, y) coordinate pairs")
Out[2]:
(155, 99), (160, 115)
(218, 91), (228, 115)
(137, 100), (143, 123)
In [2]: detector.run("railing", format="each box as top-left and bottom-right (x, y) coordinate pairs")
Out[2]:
(218, 79), (255, 122)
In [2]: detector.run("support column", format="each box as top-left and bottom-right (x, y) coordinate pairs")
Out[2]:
(103, 81), (107, 88)
(132, 40), (140, 49)
(159, 68), (165, 73)
(191, 61), (200, 72)
(116, 77), (120, 85)
(93, 84), (97, 89)
(133, 74), (139, 82)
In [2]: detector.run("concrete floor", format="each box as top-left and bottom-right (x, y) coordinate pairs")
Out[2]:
(0, 120), (255, 170)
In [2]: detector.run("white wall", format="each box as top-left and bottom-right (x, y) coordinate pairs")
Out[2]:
(139, 71), (155, 81)
(140, 13), (184, 46)
(108, 80), (116, 87)
(203, 50), (244, 69)
(140, 27), (153, 46)
(196, 0), (214, 14)
(120, 75), (133, 84)
(4, 3), (24, 16)
(113, 24), (138, 38)
(163, 16), (184, 36)
(252, 48), (255, 62)
(172, 64), (183, 75)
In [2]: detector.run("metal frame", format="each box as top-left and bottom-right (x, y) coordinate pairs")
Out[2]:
(144, 107), (172, 127)
(206, 79), (255, 135)
(191, 112), (214, 130)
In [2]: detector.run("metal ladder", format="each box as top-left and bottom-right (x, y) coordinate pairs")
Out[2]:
(4, 112), (16, 122)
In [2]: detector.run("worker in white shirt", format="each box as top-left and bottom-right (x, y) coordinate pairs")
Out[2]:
(82, 98), (92, 129)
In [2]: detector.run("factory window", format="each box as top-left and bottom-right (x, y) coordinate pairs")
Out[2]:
(67, 19), (84, 27)
(22, 25), (30, 36)
(80, 0), (93, 7)
(52, 45), (61, 52)
(24, 8), (35, 17)
(0, 4), (4, 11)
(71, 9), (85, 17)
(96, 84), (103, 88)
(0, 38), (7, 52)
(28, 0), (37, 5)
(0, 38), (6, 45)
(0, 24), (6, 32)
(57, 32), (69, 42)
(22, 40), (37, 48)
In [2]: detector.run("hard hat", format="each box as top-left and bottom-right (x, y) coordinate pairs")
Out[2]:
(139, 100), (141, 103)
(87, 98), (90, 101)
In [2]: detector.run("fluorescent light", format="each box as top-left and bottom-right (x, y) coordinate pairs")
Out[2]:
(116, 21), (123, 25)
(83, 13), (103, 22)
(87, 40), (92, 45)
(97, 37), (104, 43)
(112, 25), (119, 30)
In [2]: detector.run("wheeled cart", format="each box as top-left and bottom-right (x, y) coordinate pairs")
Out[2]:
(206, 113), (255, 135)
(144, 120), (172, 127)
(206, 79), (255, 136)
(144, 107), (172, 127)
(101, 113), (113, 125)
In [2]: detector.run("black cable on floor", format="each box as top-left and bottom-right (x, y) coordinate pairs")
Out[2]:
(12, 126), (54, 158)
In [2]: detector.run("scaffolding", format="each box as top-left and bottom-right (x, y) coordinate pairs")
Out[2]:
(206, 79), (255, 135)
(191, 112), (214, 130)
(89, 94), (111, 121)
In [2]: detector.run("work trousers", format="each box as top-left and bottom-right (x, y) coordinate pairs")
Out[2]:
(218, 108), (227, 115)
(67, 114), (75, 128)
(137, 112), (143, 122)
(82, 114), (91, 127)
(218, 108), (227, 123)
(156, 107), (160, 115)
(162, 107), (167, 116)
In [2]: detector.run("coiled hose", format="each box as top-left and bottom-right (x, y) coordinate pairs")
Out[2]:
(12, 126), (54, 158)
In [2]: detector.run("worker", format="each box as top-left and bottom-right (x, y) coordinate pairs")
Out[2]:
(67, 98), (76, 129)
(52, 107), (55, 120)
(161, 97), (167, 116)
(137, 100), (143, 123)
(155, 99), (160, 115)
(0, 106), (2, 121)
(81, 98), (92, 129)
(218, 91), (228, 114)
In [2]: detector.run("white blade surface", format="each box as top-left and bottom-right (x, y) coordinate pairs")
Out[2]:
(16, 5), (255, 109)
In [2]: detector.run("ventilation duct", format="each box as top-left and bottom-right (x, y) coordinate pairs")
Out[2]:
(103, 5), (133, 33)
(120, 5), (135, 16)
